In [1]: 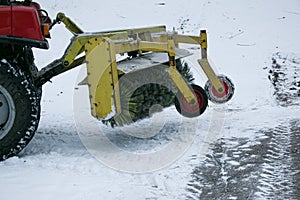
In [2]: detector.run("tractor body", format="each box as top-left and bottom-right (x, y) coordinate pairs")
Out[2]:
(0, 1), (49, 49)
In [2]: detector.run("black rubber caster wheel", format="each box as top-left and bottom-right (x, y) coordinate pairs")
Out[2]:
(204, 75), (235, 104)
(175, 84), (208, 118)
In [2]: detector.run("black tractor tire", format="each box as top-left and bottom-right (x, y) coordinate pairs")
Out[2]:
(0, 60), (40, 161)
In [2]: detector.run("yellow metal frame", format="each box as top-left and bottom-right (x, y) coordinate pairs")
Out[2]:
(55, 13), (224, 119)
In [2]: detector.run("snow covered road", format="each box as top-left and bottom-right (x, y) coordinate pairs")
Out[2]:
(0, 0), (299, 199)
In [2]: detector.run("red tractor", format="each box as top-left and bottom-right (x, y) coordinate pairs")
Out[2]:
(0, 0), (51, 160)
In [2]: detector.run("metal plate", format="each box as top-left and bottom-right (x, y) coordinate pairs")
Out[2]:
(117, 48), (192, 73)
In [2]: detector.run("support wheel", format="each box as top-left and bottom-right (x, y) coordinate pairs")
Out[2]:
(204, 75), (235, 104)
(0, 60), (40, 161)
(175, 84), (208, 118)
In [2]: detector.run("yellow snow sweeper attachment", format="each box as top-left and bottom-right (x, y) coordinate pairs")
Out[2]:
(36, 13), (235, 126)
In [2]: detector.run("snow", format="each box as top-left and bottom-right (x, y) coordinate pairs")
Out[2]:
(1, 0), (300, 199)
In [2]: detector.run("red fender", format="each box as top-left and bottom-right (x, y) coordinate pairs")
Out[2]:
(0, 3), (49, 49)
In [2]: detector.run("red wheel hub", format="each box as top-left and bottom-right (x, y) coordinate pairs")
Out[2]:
(204, 75), (235, 104)
(211, 79), (230, 99)
(180, 89), (204, 113)
(175, 84), (208, 118)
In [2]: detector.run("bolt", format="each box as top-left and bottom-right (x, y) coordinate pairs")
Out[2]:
(63, 61), (69, 66)
(190, 99), (196, 105)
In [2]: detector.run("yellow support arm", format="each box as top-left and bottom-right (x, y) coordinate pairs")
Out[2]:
(172, 30), (224, 94)
(56, 12), (84, 35)
(85, 37), (121, 119)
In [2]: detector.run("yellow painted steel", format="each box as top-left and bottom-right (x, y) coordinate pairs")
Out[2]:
(55, 12), (225, 119)
(62, 37), (87, 66)
(199, 30), (208, 59)
(199, 30), (208, 49)
(166, 68), (197, 104)
(56, 13), (83, 35)
(62, 33), (129, 67)
(167, 39), (176, 69)
(198, 59), (224, 93)
(165, 38), (197, 103)
(139, 41), (169, 52)
(85, 38), (121, 119)
(109, 25), (166, 36)
(105, 38), (122, 117)
(175, 35), (201, 45)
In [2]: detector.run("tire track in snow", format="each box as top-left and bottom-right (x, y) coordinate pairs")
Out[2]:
(185, 121), (300, 200)
(186, 136), (264, 200)
(289, 120), (300, 198)
(254, 122), (297, 199)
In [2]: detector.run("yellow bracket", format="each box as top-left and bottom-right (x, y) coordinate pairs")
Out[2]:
(62, 37), (87, 66)
(165, 39), (197, 104)
(199, 59), (224, 93)
(166, 68), (197, 104)
(199, 30), (207, 49)
(167, 39), (176, 69)
(85, 37), (121, 119)
(176, 31), (224, 94)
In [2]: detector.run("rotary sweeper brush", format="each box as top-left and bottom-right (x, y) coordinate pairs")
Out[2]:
(0, 0), (235, 160)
